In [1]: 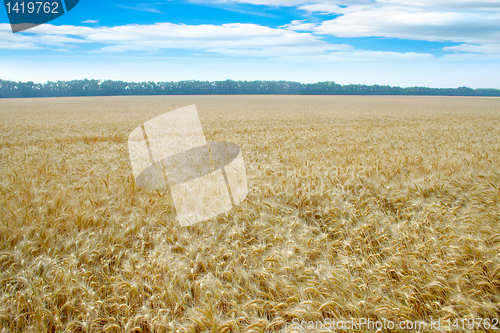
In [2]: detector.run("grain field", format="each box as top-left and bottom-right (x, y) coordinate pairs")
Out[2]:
(1, 95), (500, 332)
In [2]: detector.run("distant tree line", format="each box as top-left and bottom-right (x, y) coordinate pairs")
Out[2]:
(1, 79), (499, 98)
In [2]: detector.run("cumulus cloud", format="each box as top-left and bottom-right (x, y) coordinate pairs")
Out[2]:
(442, 43), (500, 60)
(192, 0), (311, 5)
(0, 22), (352, 58)
(281, 49), (434, 63)
(444, 43), (500, 55)
(218, 0), (500, 13)
(0, 24), (85, 50)
(115, 4), (165, 14)
(3, 0), (499, 61)
(0, 41), (41, 50)
(306, 2), (500, 56)
(0, 20), (442, 62)
(281, 20), (317, 31)
(212, 0), (500, 55)
(297, 1), (500, 43)
(312, 9), (500, 44)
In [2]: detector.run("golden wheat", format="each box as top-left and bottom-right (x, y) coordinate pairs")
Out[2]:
(0, 95), (499, 332)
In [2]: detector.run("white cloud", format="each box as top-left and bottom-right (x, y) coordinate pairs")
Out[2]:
(217, 0), (500, 13)
(313, 9), (500, 45)
(442, 53), (500, 61)
(115, 4), (165, 14)
(444, 43), (500, 55)
(208, 43), (352, 57)
(1, 21), (449, 62)
(281, 49), (434, 63)
(0, 24), (88, 50)
(0, 41), (41, 50)
(306, 1), (500, 45)
(3, 22), (350, 58)
(0, 26), (38, 50)
(192, 0), (310, 5)
(281, 20), (317, 31)
(211, 0), (500, 55)
(82, 20), (99, 24)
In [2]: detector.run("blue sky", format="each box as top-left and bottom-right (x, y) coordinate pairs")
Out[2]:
(1, 0), (499, 88)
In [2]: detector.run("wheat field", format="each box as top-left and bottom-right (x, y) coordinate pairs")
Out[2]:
(1, 95), (499, 332)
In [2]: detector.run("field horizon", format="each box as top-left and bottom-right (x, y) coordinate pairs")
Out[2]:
(2, 79), (500, 98)
(1, 95), (499, 332)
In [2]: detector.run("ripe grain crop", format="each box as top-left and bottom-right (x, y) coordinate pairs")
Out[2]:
(1, 95), (499, 332)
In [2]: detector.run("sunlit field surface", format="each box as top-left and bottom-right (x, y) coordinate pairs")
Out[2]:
(1, 96), (500, 332)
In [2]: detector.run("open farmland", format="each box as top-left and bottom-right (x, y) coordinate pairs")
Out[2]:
(1, 95), (500, 332)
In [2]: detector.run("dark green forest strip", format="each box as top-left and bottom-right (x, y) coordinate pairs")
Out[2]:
(1, 79), (499, 98)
